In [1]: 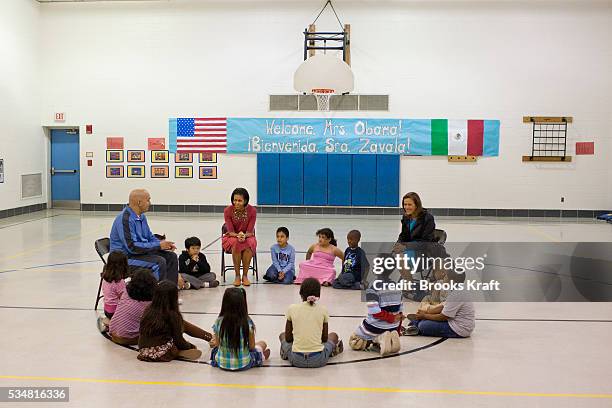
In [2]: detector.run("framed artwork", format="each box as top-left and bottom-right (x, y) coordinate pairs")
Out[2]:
(106, 165), (124, 178)
(106, 150), (124, 163)
(127, 165), (145, 178)
(151, 150), (169, 163)
(199, 153), (217, 163)
(175, 166), (193, 178)
(175, 152), (193, 163)
(199, 166), (217, 179)
(151, 165), (169, 178)
(127, 150), (145, 162)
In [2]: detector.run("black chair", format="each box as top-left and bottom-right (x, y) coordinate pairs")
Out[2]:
(94, 238), (110, 310)
(433, 229), (447, 245)
(220, 224), (258, 282)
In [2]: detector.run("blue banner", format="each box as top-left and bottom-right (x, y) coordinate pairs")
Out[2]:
(227, 118), (410, 155)
(168, 117), (500, 156)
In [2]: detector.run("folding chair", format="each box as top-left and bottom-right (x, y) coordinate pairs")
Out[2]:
(220, 224), (258, 282)
(94, 237), (110, 310)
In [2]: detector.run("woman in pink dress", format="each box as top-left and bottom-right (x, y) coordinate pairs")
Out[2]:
(222, 188), (257, 287)
(296, 228), (344, 286)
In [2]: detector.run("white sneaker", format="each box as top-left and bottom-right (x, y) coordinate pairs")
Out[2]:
(376, 331), (393, 356)
(184, 281), (191, 290)
(97, 316), (109, 333)
(389, 330), (401, 354)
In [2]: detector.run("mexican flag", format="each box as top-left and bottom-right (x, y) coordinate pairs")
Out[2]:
(408, 119), (500, 156)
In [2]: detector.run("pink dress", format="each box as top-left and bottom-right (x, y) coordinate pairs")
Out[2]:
(222, 204), (257, 253)
(295, 247), (337, 284)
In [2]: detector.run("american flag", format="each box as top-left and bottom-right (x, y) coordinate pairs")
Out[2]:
(174, 117), (227, 153)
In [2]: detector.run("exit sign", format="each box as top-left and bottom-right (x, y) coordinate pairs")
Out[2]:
(55, 112), (65, 122)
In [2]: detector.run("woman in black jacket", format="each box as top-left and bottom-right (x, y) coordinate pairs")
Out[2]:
(392, 192), (436, 296)
(397, 192), (436, 243)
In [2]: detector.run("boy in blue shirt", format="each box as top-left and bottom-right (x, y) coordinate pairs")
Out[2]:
(333, 230), (369, 290)
(263, 227), (295, 284)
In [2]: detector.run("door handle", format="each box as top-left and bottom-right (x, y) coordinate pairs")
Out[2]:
(51, 167), (77, 175)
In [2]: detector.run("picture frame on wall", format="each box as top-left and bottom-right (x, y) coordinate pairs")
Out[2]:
(199, 166), (217, 179)
(151, 150), (169, 163)
(199, 153), (217, 163)
(106, 150), (124, 163)
(175, 166), (193, 178)
(127, 165), (145, 178)
(106, 165), (124, 178)
(175, 152), (193, 163)
(151, 165), (169, 178)
(127, 150), (145, 162)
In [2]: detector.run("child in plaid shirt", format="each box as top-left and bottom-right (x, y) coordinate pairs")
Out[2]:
(210, 288), (271, 371)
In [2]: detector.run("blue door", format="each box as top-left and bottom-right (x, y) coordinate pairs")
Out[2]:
(51, 129), (80, 205)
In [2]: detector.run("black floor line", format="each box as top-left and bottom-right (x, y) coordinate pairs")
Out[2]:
(1, 305), (612, 323)
(100, 330), (447, 367)
(0, 259), (100, 274)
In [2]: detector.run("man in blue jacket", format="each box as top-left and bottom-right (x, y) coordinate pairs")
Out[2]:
(110, 189), (179, 284)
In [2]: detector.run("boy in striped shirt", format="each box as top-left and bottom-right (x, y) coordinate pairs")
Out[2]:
(349, 254), (403, 356)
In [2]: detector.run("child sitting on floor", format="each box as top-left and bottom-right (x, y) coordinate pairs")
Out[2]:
(333, 230), (369, 290)
(210, 288), (270, 370)
(264, 227), (296, 284)
(138, 281), (213, 362)
(349, 254), (402, 356)
(179, 236), (219, 289)
(295, 228), (344, 286)
(403, 269), (475, 338)
(108, 269), (157, 345)
(97, 251), (129, 332)
(279, 278), (344, 368)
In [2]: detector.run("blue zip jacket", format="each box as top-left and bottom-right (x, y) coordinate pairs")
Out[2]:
(110, 206), (160, 255)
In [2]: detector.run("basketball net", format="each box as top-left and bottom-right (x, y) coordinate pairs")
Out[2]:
(312, 88), (334, 111)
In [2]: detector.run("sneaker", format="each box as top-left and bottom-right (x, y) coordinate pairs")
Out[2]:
(96, 316), (109, 333)
(184, 281), (191, 290)
(376, 332), (393, 356)
(207, 280), (220, 288)
(401, 325), (419, 336)
(405, 313), (418, 321)
(178, 348), (202, 361)
(389, 331), (401, 354)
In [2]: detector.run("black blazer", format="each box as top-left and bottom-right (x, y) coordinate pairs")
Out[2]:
(397, 210), (436, 242)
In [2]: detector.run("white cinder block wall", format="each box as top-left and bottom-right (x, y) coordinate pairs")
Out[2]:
(0, 0), (45, 211)
(28, 1), (612, 209)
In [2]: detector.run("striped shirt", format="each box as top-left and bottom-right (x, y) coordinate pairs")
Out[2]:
(102, 279), (126, 314)
(109, 295), (151, 339)
(359, 283), (403, 337)
(212, 317), (254, 371)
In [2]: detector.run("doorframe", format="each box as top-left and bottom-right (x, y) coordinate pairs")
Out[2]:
(44, 126), (81, 209)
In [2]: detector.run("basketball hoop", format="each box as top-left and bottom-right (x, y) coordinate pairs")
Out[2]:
(294, 54), (354, 112)
(312, 88), (334, 111)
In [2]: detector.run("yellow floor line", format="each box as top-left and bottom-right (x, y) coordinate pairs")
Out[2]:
(1, 375), (610, 399)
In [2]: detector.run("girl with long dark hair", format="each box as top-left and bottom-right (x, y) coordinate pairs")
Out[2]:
(210, 288), (270, 370)
(138, 281), (212, 362)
